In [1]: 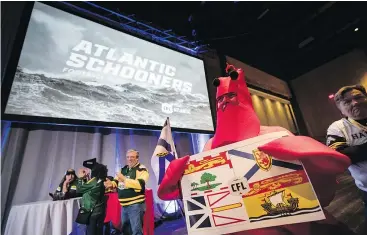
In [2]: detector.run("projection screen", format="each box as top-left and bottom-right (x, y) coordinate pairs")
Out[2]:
(4, 2), (214, 132)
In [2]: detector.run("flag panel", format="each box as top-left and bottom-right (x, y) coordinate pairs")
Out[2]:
(242, 171), (321, 222)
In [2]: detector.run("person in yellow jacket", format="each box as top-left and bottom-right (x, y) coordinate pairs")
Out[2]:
(108, 149), (149, 235)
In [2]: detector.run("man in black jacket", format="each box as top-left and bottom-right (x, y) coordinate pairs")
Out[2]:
(52, 169), (79, 200)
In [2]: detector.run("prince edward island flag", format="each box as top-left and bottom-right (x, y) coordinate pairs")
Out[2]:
(151, 117), (178, 185)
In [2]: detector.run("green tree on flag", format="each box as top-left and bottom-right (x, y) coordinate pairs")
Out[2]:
(200, 172), (217, 189)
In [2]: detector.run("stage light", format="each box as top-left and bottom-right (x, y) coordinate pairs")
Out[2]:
(355, 28), (359, 32)
(328, 94), (335, 99)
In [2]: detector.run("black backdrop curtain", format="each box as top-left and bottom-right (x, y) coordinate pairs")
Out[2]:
(1, 1), (28, 81)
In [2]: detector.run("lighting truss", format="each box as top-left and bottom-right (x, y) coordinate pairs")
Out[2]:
(60, 1), (208, 55)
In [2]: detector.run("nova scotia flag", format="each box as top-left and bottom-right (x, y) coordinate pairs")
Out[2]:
(151, 117), (177, 185)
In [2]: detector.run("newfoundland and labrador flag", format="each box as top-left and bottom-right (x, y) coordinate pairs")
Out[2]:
(151, 117), (178, 185)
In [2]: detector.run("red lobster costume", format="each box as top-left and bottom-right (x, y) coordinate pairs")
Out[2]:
(158, 64), (353, 235)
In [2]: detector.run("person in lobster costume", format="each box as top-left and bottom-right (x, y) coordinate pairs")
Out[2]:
(158, 64), (355, 235)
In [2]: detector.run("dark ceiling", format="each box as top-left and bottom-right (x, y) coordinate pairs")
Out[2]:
(91, 1), (367, 81)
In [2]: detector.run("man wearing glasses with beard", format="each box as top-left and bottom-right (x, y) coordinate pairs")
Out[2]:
(326, 85), (367, 222)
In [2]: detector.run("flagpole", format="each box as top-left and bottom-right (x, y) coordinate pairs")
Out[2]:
(168, 116), (185, 217)
(166, 116), (185, 218)
(177, 179), (185, 218)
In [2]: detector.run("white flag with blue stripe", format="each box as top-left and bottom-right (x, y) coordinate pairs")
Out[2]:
(151, 117), (177, 185)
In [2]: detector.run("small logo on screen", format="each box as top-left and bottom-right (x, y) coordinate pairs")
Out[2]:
(162, 103), (173, 114)
(161, 103), (191, 115)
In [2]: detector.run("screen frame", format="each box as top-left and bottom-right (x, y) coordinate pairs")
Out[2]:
(1, 1), (215, 134)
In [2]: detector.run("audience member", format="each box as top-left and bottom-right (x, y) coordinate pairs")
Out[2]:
(51, 169), (79, 201)
(326, 85), (367, 220)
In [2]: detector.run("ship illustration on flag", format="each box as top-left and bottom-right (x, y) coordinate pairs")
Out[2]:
(262, 190), (300, 215)
(243, 169), (322, 223)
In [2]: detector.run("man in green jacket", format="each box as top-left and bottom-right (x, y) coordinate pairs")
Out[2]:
(77, 159), (108, 235)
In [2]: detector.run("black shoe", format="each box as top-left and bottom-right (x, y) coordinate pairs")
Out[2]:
(110, 230), (122, 235)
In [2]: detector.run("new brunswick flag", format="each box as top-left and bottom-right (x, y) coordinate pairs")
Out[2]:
(242, 170), (322, 222)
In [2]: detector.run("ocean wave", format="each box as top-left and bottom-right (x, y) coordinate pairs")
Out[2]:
(5, 67), (214, 130)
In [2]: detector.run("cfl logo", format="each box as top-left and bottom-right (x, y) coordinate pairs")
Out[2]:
(162, 103), (173, 114)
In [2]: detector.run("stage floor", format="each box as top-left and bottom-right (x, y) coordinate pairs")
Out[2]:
(325, 172), (366, 235)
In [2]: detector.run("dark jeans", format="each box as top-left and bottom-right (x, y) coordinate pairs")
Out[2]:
(103, 222), (111, 235)
(121, 202), (146, 235)
(87, 213), (105, 235)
